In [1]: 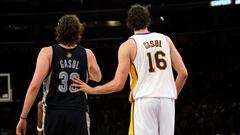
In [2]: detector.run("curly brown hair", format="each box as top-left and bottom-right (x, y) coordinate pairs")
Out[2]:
(126, 4), (151, 31)
(55, 14), (84, 45)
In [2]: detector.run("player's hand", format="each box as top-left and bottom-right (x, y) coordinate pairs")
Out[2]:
(16, 118), (27, 135)
(71, 78), (94, 94)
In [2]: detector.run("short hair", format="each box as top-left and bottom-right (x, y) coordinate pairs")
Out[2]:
(55, 14), (84, 45)
(126, 4), (151, 31)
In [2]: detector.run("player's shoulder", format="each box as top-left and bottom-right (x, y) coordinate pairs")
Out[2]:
(84, 48), (93, 54)
(152, 32), (168, 38)
(121, 38), (135, 47)
(42, 46), (52, 52)
(84, 48), (95, 59)
(42, 46), (52, 50)
(117, 39), (136, 55)
(152, 32), (171, 42)
(38, 46), (53, 58)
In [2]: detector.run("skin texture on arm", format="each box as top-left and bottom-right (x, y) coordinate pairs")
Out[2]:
(72, 39), (135, 94)
(85, 49), (102, 82)
(166, 36), (188, 94)
(16, 47), (52, 135)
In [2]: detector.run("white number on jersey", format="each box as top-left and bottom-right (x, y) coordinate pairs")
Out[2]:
(58, 71), (80, 93)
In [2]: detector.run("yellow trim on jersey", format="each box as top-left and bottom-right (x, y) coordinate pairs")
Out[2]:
(130, 64), (138, 91)
(129, 64), (138, 103)
(128, 64), (138, 135)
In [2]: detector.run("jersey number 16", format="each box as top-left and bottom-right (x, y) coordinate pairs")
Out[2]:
(147, 51), (167, 72)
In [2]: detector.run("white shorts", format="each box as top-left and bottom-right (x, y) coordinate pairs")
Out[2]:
(133, 98), (175, 135)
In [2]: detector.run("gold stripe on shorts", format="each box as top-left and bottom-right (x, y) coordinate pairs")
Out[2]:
(128, 102), (134, 135)
(128, 64), (138, 135)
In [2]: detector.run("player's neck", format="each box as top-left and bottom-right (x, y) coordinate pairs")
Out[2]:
(134, 28), (149, 35)
(59, 43), (77, 49)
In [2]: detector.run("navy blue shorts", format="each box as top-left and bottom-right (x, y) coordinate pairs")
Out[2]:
(44, 109), (88, 135)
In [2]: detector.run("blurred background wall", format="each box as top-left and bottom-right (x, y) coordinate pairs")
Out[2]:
(0, 0), (240, 134)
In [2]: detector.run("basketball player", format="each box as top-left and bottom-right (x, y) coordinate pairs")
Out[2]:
(71, 4), (188, 135)
(16, 14), (102, 135)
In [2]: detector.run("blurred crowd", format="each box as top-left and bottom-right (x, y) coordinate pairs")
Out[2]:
(1, 93), (240, 135)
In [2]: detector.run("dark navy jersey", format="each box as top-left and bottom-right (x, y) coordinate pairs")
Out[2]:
(44, 44), (88, 112)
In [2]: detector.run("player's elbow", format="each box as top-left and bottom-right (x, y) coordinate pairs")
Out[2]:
(28, 84), (41, 94)
(115, 85), (124, 92)
(89, 72), (102, 82)
(114, 82), (124, 92)
(180, 69), (188, 80)
(95, 73), (102, 82)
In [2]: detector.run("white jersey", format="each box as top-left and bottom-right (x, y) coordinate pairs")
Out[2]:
(129, 32), (177, 101)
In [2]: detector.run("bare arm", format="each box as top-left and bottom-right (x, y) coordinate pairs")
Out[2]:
(85, 49), (102, 82)
(20, 47), (51, 118)
(16, 47), (51, 135)
(166, 36), (188, 95)
(72, 40), (132, 94)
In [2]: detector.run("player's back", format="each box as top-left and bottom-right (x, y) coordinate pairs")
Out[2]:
(44, 44), (88, 111)
(129, 32), (177, 100)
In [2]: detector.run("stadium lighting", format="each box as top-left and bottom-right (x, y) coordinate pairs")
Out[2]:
(236, 0), (240, 4)
(210, 0), (231, 7)
(106, 20), (121, 27)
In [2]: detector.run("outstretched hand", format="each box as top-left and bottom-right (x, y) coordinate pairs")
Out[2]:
(71, 78), (94, 94)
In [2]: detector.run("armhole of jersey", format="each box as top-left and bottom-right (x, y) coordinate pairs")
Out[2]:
(43, 45), (53, 93)
(45, 69), (52, 91)
(163, 35), (171, 49)
(129, 37), (138, 64)
(46, 45), (54, 78)
(84, 48), (89, 83)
